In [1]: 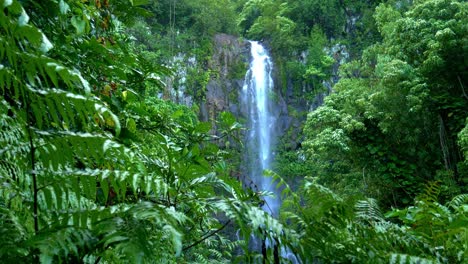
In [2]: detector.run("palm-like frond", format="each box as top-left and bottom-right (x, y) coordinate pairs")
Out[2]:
(389, 253), (437, 264)
(447, 193), (468, 210)
(355, 198), (384, 224)
(0, 1), (188, 262)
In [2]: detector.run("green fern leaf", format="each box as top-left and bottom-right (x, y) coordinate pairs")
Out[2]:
(389, 253), (436, 264)
(356, 198), (384, 224)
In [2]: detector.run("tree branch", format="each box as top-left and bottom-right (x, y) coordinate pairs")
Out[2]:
(25, 98), (39, 235)
(182, 220), (231, 251)
(458, 75), (468, 100)
(94, 244), (111, 264)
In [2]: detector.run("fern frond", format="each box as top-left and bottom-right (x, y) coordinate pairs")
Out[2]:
(91, 202), (185, 262)
(0, 205), (30, 261)
(32, 227), (96, 264)
(389, 253), (437, 264)
(0, 1), (194, 262)
(0, 101), (28, 160)
(214, 197), (299, 257)
(303, 179), (343, 204)
(418, 181), (441, 203)
(355, 198), (385, 224)
(189, 172), (234, 195)
(447, 193), (468, 210)
(264, 169), (297, 200)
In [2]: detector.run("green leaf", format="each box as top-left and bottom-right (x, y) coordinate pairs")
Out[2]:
(71, 16), (86, 35)
(194, 122), (211, 134)
(126, 118), (137, 133)
(43, 187), (54, 209)
(104, 235), (129, 247)
(18, 25), (42, 47)
(39, 34), (53, 53)
(17, 8), (29, 26)
(100, 178), (109, 202)
(171, 109), (184, 119)
(59, 0), (70, 14)
(3, 0), (13, 8)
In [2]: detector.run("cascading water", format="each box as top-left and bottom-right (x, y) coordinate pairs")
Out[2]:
(241, 41), (300, 264)
(241, 41), (280, 217)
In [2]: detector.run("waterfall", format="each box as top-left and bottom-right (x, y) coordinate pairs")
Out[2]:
(241, 41), (300, 264)
(241, 41), (279, 216)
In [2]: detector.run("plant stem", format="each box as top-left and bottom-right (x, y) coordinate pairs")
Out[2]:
(26, 98), (39, 235)
(182, 220), (231, 251)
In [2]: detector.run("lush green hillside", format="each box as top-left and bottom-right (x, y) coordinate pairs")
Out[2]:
(0, 0), (466, 263)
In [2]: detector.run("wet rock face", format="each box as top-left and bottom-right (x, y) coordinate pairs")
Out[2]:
(202, 34), (290, 138)
(211, 34), (251, 80)
(202, 34), (348, 150)
(201, 34), (250, 126)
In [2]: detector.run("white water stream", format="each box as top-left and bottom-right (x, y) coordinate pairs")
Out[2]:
(241, 41), (279, 216)
(241, 41), (300, 263)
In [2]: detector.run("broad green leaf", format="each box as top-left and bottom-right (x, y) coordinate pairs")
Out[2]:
(59, 0), (70, 14)
(17, 8), (29, 26)
(195, 122), (211, 134)
(71, 16), (86, 35)
(39, 33), (53, 53)
(126, 118), (137, 133)
(3, 0), (13, 8)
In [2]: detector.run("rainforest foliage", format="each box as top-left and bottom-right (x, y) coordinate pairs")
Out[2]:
(0, 0), (467, 263)
(303, 0), (468, 207)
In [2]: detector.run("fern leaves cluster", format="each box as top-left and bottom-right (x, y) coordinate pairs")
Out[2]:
(3, 0), (464, 263)
(1, 0), (160, 261)
(1, 0), (297, 262)
(283, 179), (467, 263)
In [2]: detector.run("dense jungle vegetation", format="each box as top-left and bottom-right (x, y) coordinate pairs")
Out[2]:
(0, 0), (467, 263)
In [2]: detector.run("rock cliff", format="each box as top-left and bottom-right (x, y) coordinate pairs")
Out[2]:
(200, 34), (249, 127)
(201, 34), (291, 142)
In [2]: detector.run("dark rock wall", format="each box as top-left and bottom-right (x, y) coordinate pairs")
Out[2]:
(200, 34), (250, 128)
(201, 34), (292, 150)
(201, 34), (347, 152)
